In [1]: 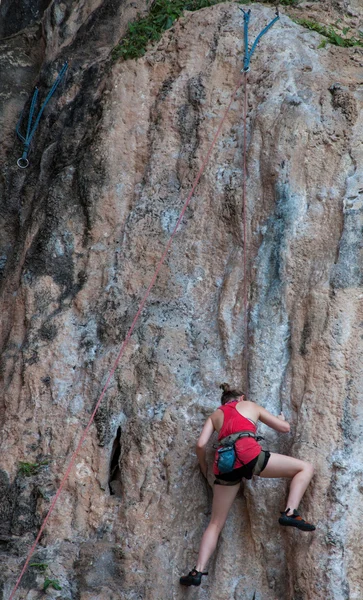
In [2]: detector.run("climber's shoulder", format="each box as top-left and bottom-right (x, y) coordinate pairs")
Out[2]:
(210, 408), (224, 430)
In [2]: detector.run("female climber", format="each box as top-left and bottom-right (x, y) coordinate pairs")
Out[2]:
(180, 383), (315, 587)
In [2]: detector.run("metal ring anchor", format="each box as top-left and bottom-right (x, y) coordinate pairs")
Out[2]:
(17, 157), (29, 169)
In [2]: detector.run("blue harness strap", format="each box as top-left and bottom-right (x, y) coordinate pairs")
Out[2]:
(240, 7), (280, 72)
(16, 61), (68, 168)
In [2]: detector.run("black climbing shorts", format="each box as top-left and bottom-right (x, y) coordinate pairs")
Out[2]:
(214, 450), (271, 486)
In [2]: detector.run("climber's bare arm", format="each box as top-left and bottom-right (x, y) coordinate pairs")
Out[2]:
(196, 417), (215, 477)
(258, 406), (290, 433)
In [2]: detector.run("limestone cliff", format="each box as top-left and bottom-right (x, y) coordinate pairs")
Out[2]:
(1, 1), (363, 599)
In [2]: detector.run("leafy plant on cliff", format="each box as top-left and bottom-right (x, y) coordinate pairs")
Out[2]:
(112, 0), (225, 61)
(294, 18), (363, 48)
(112, 0), (309, 61)
(18, 460), (49, 476)
(43, 578), (62, 591)
(29, 564), (62, 592)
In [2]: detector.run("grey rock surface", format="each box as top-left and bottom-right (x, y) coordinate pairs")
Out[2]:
(1, 1), (363, 599)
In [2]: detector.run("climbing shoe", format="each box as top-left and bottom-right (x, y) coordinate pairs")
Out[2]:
(279, 509), (316, 532)
(180, 567), (208, 586)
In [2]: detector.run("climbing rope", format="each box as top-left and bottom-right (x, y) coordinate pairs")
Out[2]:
(8, 74), (244, 600)
(9, 9), (279, 597)
(240, 7), (279, 397)
(16, 62), (68, 169)
(242, 69), (249, 396)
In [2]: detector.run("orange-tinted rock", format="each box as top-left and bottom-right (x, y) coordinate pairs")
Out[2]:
(1, 1), (363, 599)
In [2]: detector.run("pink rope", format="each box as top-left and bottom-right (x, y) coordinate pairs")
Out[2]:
(8, 76), (243, 600)
(242, 71), (249, 397)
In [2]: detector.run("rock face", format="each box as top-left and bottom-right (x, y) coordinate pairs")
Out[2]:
(1, 1), (363, 599)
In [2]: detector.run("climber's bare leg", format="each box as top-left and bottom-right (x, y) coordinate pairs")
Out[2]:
(258, 452), (314, 513)
(195, 483), (240, 572)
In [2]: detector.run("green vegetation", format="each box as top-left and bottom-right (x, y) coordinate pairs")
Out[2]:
(294, 18), (363, 48)
(112, 0), (221, 61)
(111, 0), (303, 62)
(18, 460), (49, 476)
(29, 563), (62, 592)
(43, 578), (62, 591)
(112, 0), (363, 61)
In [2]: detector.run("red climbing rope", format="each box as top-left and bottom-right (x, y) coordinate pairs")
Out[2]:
(242, 70), (249, 397)
(8, 76), (244, 600)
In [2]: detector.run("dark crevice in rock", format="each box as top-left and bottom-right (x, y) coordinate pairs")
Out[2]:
(329, 83), (358, 124)
(109, 427), (122, 497)
(0, 0), (51, 39)
(142, 74), (178, 189)
(38, 319), (58, 342)
(0, 466), (45, 540)
(255, 180), (292, 302)
(342, 376), (354, 447)
(94, 403), (111, 447)
(220, 181), (243, 245)
(330, 209), (363, 289)
(23, 226), (76, 298)
(300, 319), (311, 356)
(207, 8), (228, 66)
(159, 76), (175, 101)
(176, 74), (205, 186)
(0, 59), (108, 313)
(56, 0), (129, 60)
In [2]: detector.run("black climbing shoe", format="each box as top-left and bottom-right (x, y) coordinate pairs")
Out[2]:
(180, 567), (208, 586)
(279, 509), (316, 532)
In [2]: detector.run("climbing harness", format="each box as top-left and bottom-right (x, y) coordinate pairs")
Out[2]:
(8, 9), (279, 599)
(216, 430), (261, 474)
(16, 62), (68, 169)
(240, 8), (279, 395)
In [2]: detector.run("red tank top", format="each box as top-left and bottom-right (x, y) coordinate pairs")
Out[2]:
(213, 400), (261, 475)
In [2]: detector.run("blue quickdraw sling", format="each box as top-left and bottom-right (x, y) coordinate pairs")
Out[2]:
(16, 62), (68, 168)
